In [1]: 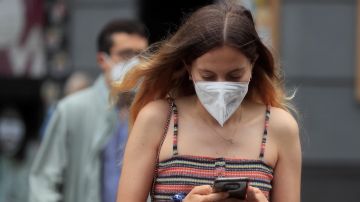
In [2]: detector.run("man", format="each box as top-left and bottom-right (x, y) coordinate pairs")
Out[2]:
(29, 19), (148, 202)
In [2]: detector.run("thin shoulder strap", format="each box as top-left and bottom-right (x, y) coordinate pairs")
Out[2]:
(172, 100), (179, 156)
(259, 105), (271, 160)
(150, 97), (174, 201)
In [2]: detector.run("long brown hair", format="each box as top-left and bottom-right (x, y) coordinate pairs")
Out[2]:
(112, 0), (288, 126)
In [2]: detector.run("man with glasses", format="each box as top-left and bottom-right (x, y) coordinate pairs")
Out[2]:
(29, 19), (148, 202)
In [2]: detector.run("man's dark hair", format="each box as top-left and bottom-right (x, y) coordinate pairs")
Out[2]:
(97, 19), (148, 54)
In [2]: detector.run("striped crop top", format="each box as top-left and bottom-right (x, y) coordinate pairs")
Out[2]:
(151, 99), (273, 201)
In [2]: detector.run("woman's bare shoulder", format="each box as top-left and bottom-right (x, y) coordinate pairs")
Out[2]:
(130, 99), (171, 144)
(137, 99), (170, 122)
(268, 107), (299, 146)
(173, 96), (196, 110)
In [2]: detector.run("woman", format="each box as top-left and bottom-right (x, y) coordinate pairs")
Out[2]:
(114, 1), (301, 201)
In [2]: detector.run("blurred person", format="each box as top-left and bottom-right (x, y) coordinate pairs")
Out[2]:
(114, 1), (301, 202)
(0, 107), (34, 202)
(39, 80), (61, 138)
(39, 72), (91, 139)
(0, 108), (25, 157)
(63, 71), (92, 96)
(29, 19), (148, 202)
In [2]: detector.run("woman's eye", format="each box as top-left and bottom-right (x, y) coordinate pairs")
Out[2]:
(227, 75), (241, 80)
(201, 75), (215, 80)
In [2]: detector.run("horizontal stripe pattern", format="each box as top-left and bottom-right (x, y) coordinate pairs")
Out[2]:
(153, 155), (273, 201)
(151, 100), (273, 201)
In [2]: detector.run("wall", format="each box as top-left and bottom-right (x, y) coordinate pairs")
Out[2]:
(69, 0), (138, 77)
(282, 0), (360, 201)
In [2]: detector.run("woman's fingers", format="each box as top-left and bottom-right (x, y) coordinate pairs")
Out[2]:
(186, 185), (267, 202)
(221, 198), (244, 202)
(201, 192), (229, 201)
(246, 186), (268, 202)
(188, 185), (213, 195)
(184, 185), (229, 202)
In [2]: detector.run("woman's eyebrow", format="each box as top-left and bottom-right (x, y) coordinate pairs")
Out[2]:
(198, 69), (215, 73)
(197, 66), (246, 74)
(228, 67), (246, 73)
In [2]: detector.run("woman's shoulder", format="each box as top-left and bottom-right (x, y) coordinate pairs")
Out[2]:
(136, 99), (171, 126)
(268, 106), (299, 145)
(136, 96), (195, 126)
(172, 96), (196, 110)
(130, 99), (172, 147)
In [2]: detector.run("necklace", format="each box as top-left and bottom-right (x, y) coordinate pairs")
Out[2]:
(210, 121), (240, 145)
(198, 107), (243, 145)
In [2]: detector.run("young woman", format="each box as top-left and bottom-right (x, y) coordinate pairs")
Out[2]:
(114, 1), (301, 201)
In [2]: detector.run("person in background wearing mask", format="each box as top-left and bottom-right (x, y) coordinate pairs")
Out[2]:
(29, 19), (148, 202)
(0, 107), (29, 202)
(114, 1), (301, 202)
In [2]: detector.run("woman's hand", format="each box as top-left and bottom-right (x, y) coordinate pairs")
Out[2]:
(245, 186), (268, 202)
(183, 185), (268, 202)
(183, 185), (229, 202)
(220, 186), (269, 202)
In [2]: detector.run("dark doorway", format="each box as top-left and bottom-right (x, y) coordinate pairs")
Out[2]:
(139, 0), (214, 43)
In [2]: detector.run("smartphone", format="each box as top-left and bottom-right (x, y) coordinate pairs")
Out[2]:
(213, 177), (249, 200)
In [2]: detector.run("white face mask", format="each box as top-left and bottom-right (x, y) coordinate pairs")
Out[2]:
(0, 116), (25, 156)
(110, 57), (140, 82)
(194, 81), (249, 127)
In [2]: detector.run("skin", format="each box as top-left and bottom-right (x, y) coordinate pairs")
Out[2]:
(96, 32), (148, 87)
(116, 45), (301, 202)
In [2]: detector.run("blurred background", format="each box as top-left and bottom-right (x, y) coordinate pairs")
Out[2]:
(0, 0), (359, 201)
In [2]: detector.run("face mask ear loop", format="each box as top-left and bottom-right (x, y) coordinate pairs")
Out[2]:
(190, 74), (198, 87)
(183, 61), (192, 81)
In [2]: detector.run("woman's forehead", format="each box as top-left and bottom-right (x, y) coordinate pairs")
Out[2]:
(192, 46), (251, 71)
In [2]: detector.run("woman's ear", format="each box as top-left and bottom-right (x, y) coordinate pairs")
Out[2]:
(252, 54), (259, 66)
(187, 69), (192, 80)
(183, 60), (192, 80)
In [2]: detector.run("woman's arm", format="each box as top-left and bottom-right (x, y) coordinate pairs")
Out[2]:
(270, 108), (302, 202)
(116, 98), (231, 202)
(116, 100), (170, 202)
